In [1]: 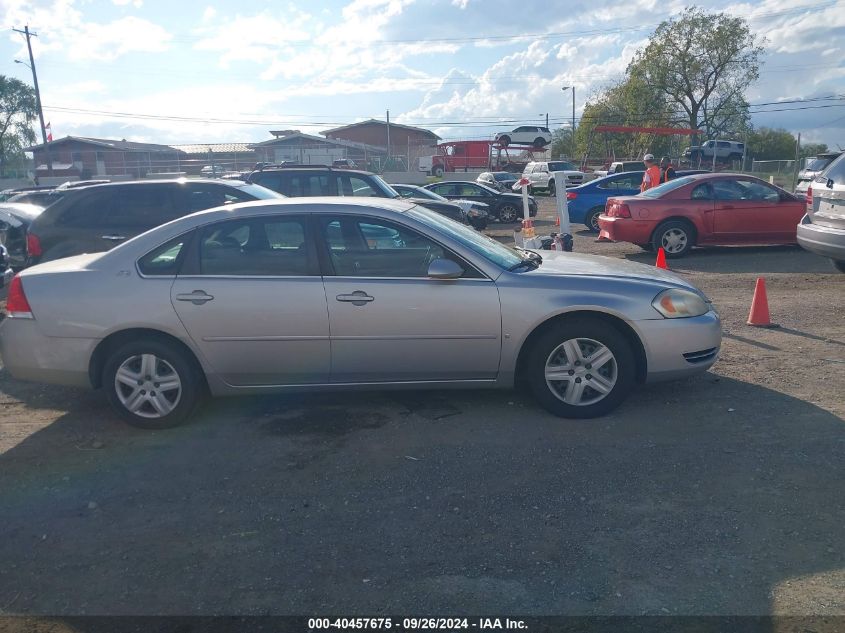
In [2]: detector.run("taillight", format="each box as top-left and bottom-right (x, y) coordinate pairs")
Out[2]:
(805, 185), (812, 210)
(26, 232), (42, 258)
(566, 191), (577, 200)
(6, 275), (33, 319)
(607, 202), (631, 218)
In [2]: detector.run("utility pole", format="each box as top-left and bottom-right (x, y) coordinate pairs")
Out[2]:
(386, 109), (391, 167)
(13, 25), (53, 177)
(545, 113), (549, 129)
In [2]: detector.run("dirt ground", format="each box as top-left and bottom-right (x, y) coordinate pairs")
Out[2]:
(0, 197), (843, 618)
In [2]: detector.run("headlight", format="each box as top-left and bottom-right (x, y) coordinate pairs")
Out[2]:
(651, 288), (709, 318)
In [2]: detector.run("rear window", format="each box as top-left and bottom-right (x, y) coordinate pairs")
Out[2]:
(821, 154), (845, 186)
(639, 176), (696, 199)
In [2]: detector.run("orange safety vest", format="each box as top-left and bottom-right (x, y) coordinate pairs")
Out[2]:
(662, 165), (675, 183)
(641, 165), (662, 191)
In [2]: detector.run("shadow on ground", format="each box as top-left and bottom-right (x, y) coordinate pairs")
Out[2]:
(0, 373), (843, 617)
(623, 245), (832, 274)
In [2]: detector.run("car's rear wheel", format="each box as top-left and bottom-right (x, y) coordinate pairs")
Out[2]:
(469, 217), (488, 230)
(432, 166), (444, 178)
(498, 135), (511, 147)
(498, 204), (519, 223)
(652, 220), (695, 258)
(103, 339), (203, 429)
(548, 180), (556, 196)
(832, 259), (845, 274)
(526, 319), (635, 418)
(585, 207), (603, 233)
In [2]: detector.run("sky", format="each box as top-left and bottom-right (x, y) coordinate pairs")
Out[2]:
(1, 0), (844, 150)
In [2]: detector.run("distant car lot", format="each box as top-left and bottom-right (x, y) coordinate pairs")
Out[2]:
(0, 195), (842, 617)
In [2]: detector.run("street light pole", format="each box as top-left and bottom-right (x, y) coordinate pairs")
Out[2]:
(13, 25), (52, 178)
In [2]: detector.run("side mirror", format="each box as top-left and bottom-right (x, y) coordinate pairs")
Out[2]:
(427, 258), (464, 280)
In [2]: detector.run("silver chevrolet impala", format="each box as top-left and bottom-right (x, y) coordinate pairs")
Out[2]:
(0, 198), (721, 428)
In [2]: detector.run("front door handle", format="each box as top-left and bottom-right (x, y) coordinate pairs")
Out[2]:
(101, 235), (127, 241)
(176, 290), (214, 305)
(336, 291), (374, 306)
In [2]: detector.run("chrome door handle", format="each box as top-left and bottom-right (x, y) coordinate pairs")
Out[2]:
(176, 290), (214, 305)
(101, 235), (127, 241)
(336, 291), (374, 306)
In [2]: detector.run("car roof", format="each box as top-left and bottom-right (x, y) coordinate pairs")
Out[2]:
(0, 202), (45, 217)
(251, 166), (375, 176)
(61, 178), (258, 192)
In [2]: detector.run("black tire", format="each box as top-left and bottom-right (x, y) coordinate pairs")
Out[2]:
(548, 180), (556, 197)
(533, 137), (546, 148)
(651, 219), (695, 258)
(526, 318), (636, 419)
(585, 207), (603, 233)
(832, 259), (845, 274)
(470, 218), (488, 230)
(432, 166), (444, 178)
(499, 135), (511, 147)
(103, 339), (204, 429)
(497, 203), (519, 223)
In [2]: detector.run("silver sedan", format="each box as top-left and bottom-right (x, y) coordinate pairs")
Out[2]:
(0, 198), (721, 428)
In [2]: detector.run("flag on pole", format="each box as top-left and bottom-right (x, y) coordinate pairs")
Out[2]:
(46, 122), (53, 142)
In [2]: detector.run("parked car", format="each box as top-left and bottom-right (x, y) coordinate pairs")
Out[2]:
(523, 160), (585, 196)
(592, 161), (646, 178)
(495, 126), (552, 148)
(566, 170), (709, 232)
(683, 140), (744, 163)
(0, 203), (45, 269)
(25, 179), (282, 266)
(424, 181), (537, 223)
(598, 173), (805, 257)
(332, 158), (358, 169)
(245, 165), (399, 199)
(795, 151), (842, 197)
(797, 153), (845, 272)
(392, 184), (489, 229)
(477, 171), (519, 192)
(0, 197), (721, 428)
(200, 165), (227, 177)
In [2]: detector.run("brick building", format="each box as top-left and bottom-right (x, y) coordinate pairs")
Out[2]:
(322, 119), (440, 170)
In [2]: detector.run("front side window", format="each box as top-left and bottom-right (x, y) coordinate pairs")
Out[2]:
(320, 215), (470, 278)
(198, 217), (311, 276)
(457, 183), (485, 197)
(691, 183), (713, 200)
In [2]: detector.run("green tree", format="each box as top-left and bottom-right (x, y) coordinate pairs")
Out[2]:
(627, 7), (763, 139)
(0, 76), (38, 176)
(746, 127), (797, 161)
(799, 142), (829, 160)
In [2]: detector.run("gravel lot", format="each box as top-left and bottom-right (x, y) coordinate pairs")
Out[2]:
(0, 197), (843, 617)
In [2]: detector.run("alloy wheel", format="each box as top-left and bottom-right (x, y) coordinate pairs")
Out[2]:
(499, 205), (518, 223)
(114, 353), (182, 419)
(661, 228), (688, 254)
(544, 338), (618, 406)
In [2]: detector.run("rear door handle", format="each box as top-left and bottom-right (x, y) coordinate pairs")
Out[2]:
(336, 291), (374, 306)
(176, 290), (214, 305)
(101, 235), (127, 241)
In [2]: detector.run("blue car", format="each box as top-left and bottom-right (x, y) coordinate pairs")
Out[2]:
(566, 170), (707, 232)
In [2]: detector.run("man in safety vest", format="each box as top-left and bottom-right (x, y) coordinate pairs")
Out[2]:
(660, 156), (676, 182)
(640, 154), (662, 192)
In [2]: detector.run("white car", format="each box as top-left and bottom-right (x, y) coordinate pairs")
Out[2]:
(797, 153), (845, 273)
(494, 126), (552, 148)
(523, 161), (585, 196)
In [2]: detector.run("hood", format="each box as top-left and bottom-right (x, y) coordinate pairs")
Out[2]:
(523, 250), (698, 291)
(501, 191), (536, 202)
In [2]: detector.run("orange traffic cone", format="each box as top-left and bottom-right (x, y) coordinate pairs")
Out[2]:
(655, 247), (669, 270)
(555, 216), (560, 226)
(747, 277), (779, 328)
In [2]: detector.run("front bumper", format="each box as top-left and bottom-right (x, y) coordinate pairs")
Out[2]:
(636, 311), (722, 382)
(797, 219), (845, 260)
(0, 318), (96, 388)
(597, 216), (655, 243)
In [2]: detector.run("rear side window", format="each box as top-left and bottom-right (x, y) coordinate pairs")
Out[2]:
(183, 184), (258, 212)
(823, 154), (845, 186)
(97, 185), (182, 228)
(198, 217), (312, 276)
(138, 235), (189, 276)
(57, 190), (116, 227)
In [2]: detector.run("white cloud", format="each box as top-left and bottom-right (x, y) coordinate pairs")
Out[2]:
(112, 0), (143, 7)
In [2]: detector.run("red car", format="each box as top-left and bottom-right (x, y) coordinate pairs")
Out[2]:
(598, 173), (806, 257)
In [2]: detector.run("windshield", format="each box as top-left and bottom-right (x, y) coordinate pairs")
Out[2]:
(407, 186), (444, 201)
(548, 161), (578, 171)
(407, 206), (523, 270)
(234, 183), (286, 199)
(493, 172), (516, 181)
(371, 174), (400, 198)
(639, 175), (696, 198)
(805, 157), (835, 172)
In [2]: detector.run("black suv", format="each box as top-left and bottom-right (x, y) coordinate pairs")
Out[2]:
(245, 165), (399, 198)
(26, 179), (281, 265)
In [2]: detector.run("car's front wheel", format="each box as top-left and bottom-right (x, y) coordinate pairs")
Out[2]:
(585, 207), (603, 233)
(832, 259), (845, 274)
(498, 135), (511, 147)
(652, 219), (695, 258)
(497, 204), (519, 223)
(533, 137), (547, 148)
(526, 319), (636, 418)
(103, 339), (204, 429)
(548, 180), (556, 196)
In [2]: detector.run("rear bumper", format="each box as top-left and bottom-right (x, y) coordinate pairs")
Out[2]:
(597, 216), (655, 243)
(0, 318), (95, 388)
(636, 311), (722, 382)
(797, 219), (845, 261)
